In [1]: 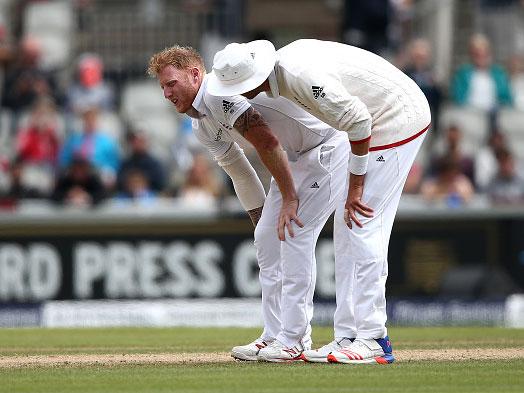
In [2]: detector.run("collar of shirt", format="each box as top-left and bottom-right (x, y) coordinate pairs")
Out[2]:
(188, 74), (208, 119)
(266, 68), (280, 98)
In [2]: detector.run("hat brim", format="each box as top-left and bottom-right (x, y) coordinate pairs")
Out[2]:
(207, 40), (276, 97)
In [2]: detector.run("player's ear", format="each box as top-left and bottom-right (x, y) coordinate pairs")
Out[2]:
(190, 67), (200, 82)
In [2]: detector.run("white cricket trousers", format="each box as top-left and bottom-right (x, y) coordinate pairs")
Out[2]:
(333, 129), (428, 340)
(254, 132), (349, 349)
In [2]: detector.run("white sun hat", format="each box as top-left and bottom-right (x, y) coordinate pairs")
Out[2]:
(207, 40), (276, 96)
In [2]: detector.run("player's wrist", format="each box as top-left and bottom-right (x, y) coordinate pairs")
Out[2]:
(349, 152), (369, 175)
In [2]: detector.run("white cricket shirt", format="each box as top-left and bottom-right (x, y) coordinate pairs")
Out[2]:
(193, 76), (341, 162)
(273, 39), (431, 150)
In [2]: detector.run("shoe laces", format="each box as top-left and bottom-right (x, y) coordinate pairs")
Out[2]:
(337, 337), (354, 346)
(252, 337), (273, 347)
(349, 340), (368, 352)
(344, 339), (378, 355)
(317, 339), (341, 352)
(267, 340), (304, 353)
(266, 340), (285, 350)
(316, 337), (352, 352)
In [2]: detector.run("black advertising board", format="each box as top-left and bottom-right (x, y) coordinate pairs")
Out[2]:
(0, 215), (522, 303)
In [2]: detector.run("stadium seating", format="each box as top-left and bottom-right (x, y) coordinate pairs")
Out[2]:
(497, 108), (524, 161)
(0, 109), (12, 159)
(120, 80), (172, 120)
(21, 163), (55, 194)
(120, 80), (181, 160)
(435, 105), (490, 156)
(16, 109), (66, 141)
(23, 0), (73, 70)
(68, 110), (123, 144)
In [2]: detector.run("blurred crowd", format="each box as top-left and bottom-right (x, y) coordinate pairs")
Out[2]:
(0, 0), (523, 212)
(0, 7), (229, 211)
(342, 0), (524, 208)
(399, 33), (524, 207)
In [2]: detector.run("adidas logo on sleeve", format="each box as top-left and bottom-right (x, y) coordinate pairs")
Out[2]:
(312, 86), (325, 99)
(376, 155), (385, 162)
(222, 100), (235, 114)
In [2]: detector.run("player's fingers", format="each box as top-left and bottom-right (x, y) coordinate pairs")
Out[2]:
(358, 202), (374, 213)
(355, 205), (374, 218)
(286, 217), (295, 238)
(278, 218), (286, 241)
(293, 215), (304, 228)
(349, 209), (363, 228)
(344, 208), (353, 229)
(350, 200), (374, 218)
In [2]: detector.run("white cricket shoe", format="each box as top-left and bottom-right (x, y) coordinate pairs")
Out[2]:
(231, 337), (274, 361)
(327, 336), (395, 364)
(257, 340), (306, 363)
(302, 338), (354, 363)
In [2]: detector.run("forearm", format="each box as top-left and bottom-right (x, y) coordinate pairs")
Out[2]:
(345, 138), (375, 228)
(348, 138), (369, 183)
(255, 143), (297, 202)
(232, 106), (303, 240)
(233, 106), (297, 203)
(218, 143), (266, 211)
(347, 139), (369, 197)
(349, 171), (365, 184)
(350, 139), (370, 156)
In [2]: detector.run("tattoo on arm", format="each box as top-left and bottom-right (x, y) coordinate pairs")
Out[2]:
(233, 107), (268, 136)
(247, 205), (264, 227)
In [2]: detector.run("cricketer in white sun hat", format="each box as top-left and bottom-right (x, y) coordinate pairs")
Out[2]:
(207, 40), (276, 96)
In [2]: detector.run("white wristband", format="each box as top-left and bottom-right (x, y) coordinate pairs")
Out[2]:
(349, 152), (369, 175)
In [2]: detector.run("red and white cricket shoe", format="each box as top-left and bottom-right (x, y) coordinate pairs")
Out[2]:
(231, 337), (274, 361)
(327, 336), (395, 364)
(257, 340), (306, 363)
(302, 338), (354, 363)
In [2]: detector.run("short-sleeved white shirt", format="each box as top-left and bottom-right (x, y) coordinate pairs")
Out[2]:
(193, 76), (340, 162)
(274, 39), (432, 150)
(192, 76), (250, 159)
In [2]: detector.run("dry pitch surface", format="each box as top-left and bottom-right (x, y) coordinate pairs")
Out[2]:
(2, 327), (523, 367)
(2, 328), (523, 393)
(1, 348), (524, 368)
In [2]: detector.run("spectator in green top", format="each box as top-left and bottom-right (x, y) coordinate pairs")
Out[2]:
(451, 33), (513, 112)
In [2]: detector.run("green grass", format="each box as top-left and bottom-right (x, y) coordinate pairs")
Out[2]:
(2, 327), (523, 355)
(1, 327), (523, 393)
(3, 361), (524, 393)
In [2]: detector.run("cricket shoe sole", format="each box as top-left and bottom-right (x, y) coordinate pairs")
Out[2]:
(327, 351), (395, 364)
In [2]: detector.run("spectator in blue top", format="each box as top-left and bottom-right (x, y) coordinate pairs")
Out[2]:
(451, 33), (513, 112)
(116, 168), (157, 207)
(59, 105), (120, 189)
